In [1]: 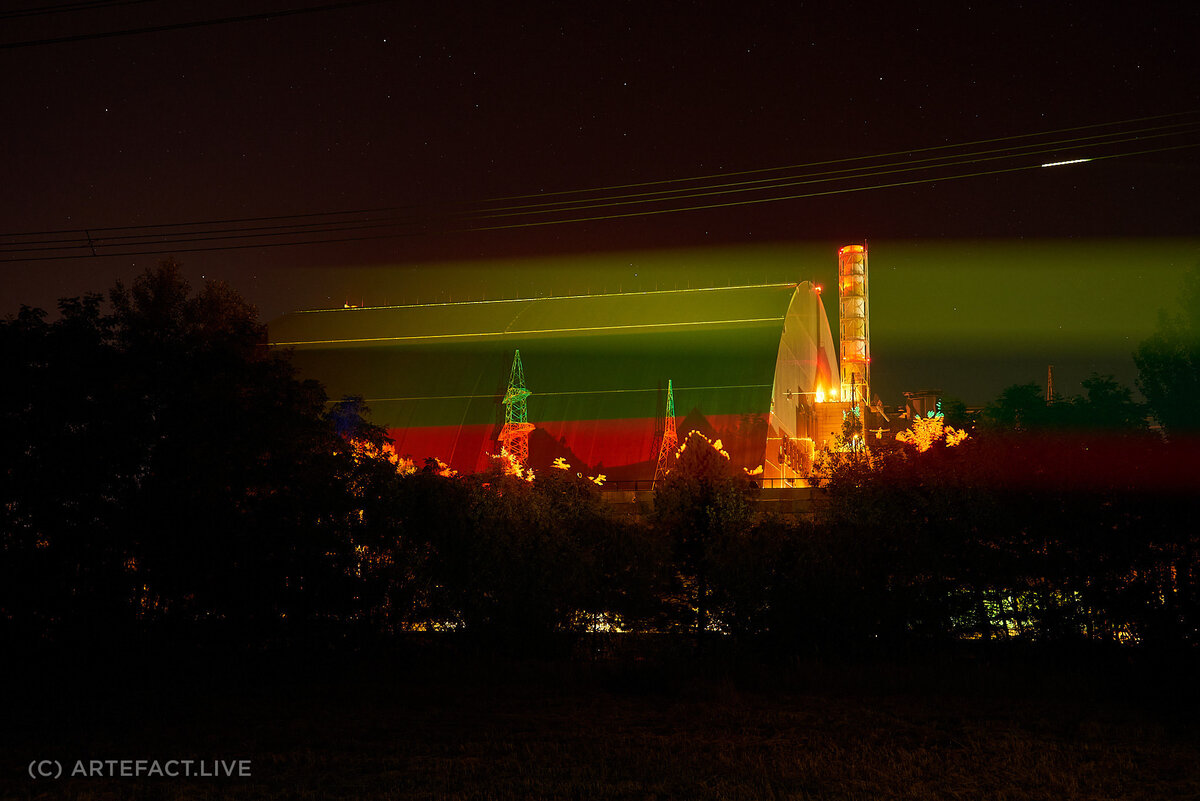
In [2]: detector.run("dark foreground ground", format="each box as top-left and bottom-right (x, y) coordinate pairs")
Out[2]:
(3, 641), (1198, 800)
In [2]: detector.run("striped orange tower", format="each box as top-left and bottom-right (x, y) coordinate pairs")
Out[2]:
(837, 244), (870, 409)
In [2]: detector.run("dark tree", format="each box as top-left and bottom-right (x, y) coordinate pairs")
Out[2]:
(1, 295), (138, 642)
(386, 465), (652, 652)
(839, 406), (865, 451)
(1068, 373), (1147, 433)
(653, 431), (756, 637)
(940, 396), (973, 430)
(1134, 263), (1200, 439)
(1, 261), (391, 650)
(982, 382), (1054, 431)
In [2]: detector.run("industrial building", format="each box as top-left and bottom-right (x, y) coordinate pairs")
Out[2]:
(269, 246), (873, 484)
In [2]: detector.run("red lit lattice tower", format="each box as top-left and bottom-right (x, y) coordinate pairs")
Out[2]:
(653, 379), (677, 486)
(498, 349), (535, 467)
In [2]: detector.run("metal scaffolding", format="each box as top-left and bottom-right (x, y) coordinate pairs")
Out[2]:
(498, 349), (535, 467)
(653, 379), (677, 487)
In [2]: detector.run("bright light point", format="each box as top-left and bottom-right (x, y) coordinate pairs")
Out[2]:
(1041, 158), (1092, 167)
(815, 389), (825, 404)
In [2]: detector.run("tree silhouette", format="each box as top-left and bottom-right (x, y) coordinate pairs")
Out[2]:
(1134, 264), (1200, 438)
(1, 295), (137, 643)
(652, 431), (756, 637)
(1, 260), (390, 649)
(982, 382), (1051, 431)
(1069, 373), (1146, 433)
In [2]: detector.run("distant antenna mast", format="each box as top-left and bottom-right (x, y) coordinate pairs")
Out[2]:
(653, 379), (678, 487)
(1046, 364), (1055, 404)
(498, 349), (535, 467)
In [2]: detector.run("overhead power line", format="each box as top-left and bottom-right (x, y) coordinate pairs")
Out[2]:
(1, 114), (1197, 262)
(467, 142), (1200, 234)
(9, 122), (1192, 254)
(473, 110), (1200, 203)
(0, 0), (394, 48)
(4, 111), (1193, 237)
(471, 125), (1198, 220)
(0, 0), (156, 22)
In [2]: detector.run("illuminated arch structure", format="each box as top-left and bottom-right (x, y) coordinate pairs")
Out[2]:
(269, 282), (844, 484)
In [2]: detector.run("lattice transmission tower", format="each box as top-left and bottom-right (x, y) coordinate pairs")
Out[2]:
(653, 379), (677, 486)
(498, 349), (535, 467)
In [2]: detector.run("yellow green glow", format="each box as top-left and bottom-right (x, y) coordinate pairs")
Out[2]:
(285, 238), (1199, 405)
(272, 315), (788, 347)
(354, 383), (771, 404)
(874, 239), (1200, 353)
(290, 281), (799, 314)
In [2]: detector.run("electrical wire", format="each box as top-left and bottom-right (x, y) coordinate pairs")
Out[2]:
(2, 139), (1195, 257)
(0, 0), (395, 49)
(468, 126), (1199, 221)
(1, 205), (406, 239)
(3, 140), (1195, 263)
(465, 141), (1200, 233)
(0, 0), (156, 22)
(4, 111), (1194, 240)
(4, 112), (1194, 243)
(1, 117), (1196, 261)
(472, 110), (1200, 203)
(8, 118), (1167, 252)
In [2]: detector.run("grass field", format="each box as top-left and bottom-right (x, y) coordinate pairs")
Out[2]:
(4, 644), (1198, 800)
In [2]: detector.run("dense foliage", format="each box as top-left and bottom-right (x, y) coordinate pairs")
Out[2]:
(1134, 263), (1200, 439)
(1, 263), (380, 648)
(3, 264), (1198, 657)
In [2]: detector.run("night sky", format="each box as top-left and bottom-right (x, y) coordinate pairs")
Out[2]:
(3, 1), (1198, 404)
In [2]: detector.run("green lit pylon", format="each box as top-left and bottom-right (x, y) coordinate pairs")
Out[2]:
(653, 379), (677, 487)
(498, 349), (535, 466)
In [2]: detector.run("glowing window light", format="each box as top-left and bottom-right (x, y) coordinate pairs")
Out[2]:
(815, 388), (825, 404)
